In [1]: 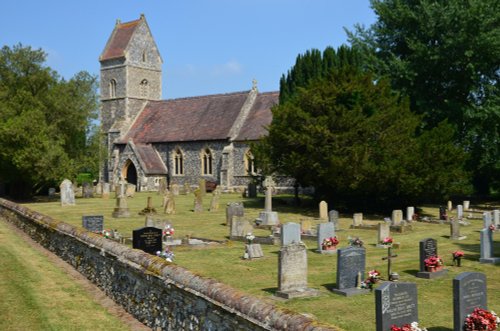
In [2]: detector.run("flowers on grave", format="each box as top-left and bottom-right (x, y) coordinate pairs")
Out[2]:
(360, 269), (381, 290)
(381, 237), (393, 247)
(163, 225), (175, 237)
(348, 236), (364, 247)
(390, 322), (427, 331)
(452, 250), (464, 266)
(424, 255), (444, 270)
(322, 236), (339, 250)
(101, 229), (112, 239)
(464, 307), (500, 331)
(489, 224), (496, 232)
(246, 232), (255, 244)
(156, 248), (175, 262)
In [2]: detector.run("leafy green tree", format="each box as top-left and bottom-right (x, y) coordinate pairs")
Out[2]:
(348, 0), (500, 193)
(255, 66), (470, 209)
(0, 44), (99, 197)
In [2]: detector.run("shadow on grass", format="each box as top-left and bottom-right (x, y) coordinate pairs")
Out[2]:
(427, 327), (451, 331)
(321, 283), (336, 291)
(262, 287), (277, 295)
(402, 269), (419, 276)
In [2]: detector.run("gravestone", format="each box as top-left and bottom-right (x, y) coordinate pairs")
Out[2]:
(448, 200), (453, 211)
(171, 184), (180, 196)
(453, 272), (488, 331)
(276, 242), (320, 299)
(494, 210), (500, 229)
(60, 179), (75, 206)
(332, 246), (369, 296)
(450, 219), (466, 240)
(319, 201), (328, 220)
(163, 191), (176, 214)
(375, 282), (419, 331)
(126, 183), (136, 197)
(406, 207), (414, 221)
(158, 177), (167, 196)
(439, 206), (448, 221)
(416, 238), (448, 279)
(328, 210), (340, 230)
(300, 220), (313, 235)
(112, 177), (131, 218)
(193, 188), (203, 212)
(198, 178), (206, 196)
(479, 228), (500, 264)
(132, 227), (162, 255)
(317, 222), (336, 254)
(255, 176), (279, 225)
(183, 183), (191, 195)
(245, 244), (264, 259)
(48, 187), (56, 197)
(281, 222), (301, 246)
(483, 212), (492, 229)
(352, 213), (363, 227)
(247, 183), (257, 198)
(226, 202), (244, 225)
(463, 200), (470, 211)
(457, 204), (464, 219)
(82, 182), (94, 198)
(102, 182), (110, 199)
(82, 215), (104, 233)
(139, 196), (157, 215)
(230, 218), (254, 239)
(391, 210), (403, 226)
(377, 223), (390, 247)
(209, 188), (220, 212)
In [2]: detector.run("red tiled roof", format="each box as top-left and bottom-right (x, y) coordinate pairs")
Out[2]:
(100, 19), (141, 61)
(123, 91), (252, 143)
(133, 143), (167, 175)
(235, 92), (278, 141)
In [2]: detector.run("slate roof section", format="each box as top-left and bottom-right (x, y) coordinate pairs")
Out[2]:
(132, 143), (168, 175)
(100, 18), (141, 61)
(235, 92), (278, 141)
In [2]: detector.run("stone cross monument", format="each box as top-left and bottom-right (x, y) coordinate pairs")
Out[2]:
(255, 176), (279, 225)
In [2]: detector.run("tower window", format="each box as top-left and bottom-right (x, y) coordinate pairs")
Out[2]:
(109, 79), (117, 98)
(140, 79), (149, 98)
(173, 148), (184, 175)
(201, 148), (213, 175)
(142, 50), (147, 62)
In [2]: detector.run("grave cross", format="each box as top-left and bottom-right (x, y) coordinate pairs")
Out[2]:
(263, 176), (276, 212)
(381, 247), (398, 281)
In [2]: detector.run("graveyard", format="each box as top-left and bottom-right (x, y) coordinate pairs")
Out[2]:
(12, 190), (500, 330)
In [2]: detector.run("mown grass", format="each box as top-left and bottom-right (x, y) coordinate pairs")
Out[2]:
(21, 192), (500, 330)
(0, 220), (131, 331)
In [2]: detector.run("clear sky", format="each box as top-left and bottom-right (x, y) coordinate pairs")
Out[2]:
(1, 1), (376, 99)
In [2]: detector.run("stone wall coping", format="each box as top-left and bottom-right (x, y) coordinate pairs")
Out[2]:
(0, 198), (337, 331)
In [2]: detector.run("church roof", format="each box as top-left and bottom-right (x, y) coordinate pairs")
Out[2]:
(121, 91), (278, 144)
(100, 18), (141, 61)
(130, 142), (168, 175)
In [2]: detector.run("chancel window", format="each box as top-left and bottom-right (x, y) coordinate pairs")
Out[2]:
(173, 148), (184, 175)
(201, 148), (213, 175)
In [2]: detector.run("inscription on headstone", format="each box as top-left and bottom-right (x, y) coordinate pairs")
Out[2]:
(132, 227), (162, 255)
(82, 215), (104, 233)
(453, 272), (487, 331)
(375, 282), (418, 331)
(418, 238), (437, 272)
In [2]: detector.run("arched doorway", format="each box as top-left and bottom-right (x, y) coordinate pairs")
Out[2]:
(121, 159), (138, 188)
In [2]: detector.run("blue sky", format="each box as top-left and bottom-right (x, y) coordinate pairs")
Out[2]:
(1, 1), (376, 99)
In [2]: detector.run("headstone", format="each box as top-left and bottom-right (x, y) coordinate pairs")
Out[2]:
(391, 210), (403, 226)
(416, 238), (448, 279)
(479, 228), (500, 264)
(448, 200), (453, 211)
(450, 219), (466, 240)
(183, 182), (191, 195)
(245, 244), (264, 259)
(332, 246), (368, 296)
(95, 182), (102, 195)
(209, 188), (220, 212)
(247, 183), (257, 198)
(139, 196), (157, 215)
(230, 218), (254, 238)
(317, 222), (336, 254)
(198, 178), (206, 196)
(48, 187), (56, 197)
(60, 179), (75, 206)
(82, 215), (104, 233)
(453, 272), (488, 331)
(255, 176), (279, 225)
(439, 206), (448, 221)
(457, 204), (464, 219)
(171, 183), (180, 196)
(328, 210), (340, 229)
(126, 183), (136, 197)
(281, 222), (301, 246)
(319, 201), (328, 220)
(102, 182), (110, 199)
(300, 220), (312, 235)
(163, 191), (176, 214)
(158, 177), (167, 195)
(483, 212), (492, 229)
(226, 202), (244, 225)
(193, 188), (203, 212)
(377, 223), (390, 246)
(406, 207), (414, 221)
(463, 200), (470, 211)
(493, 210), (500, 229)
(375, 282), (419, 331)
(132, 227), (162, 255)
(112, 195), (131, 218)
(352, 213), (363, 227)
(276, 242), (320, 299)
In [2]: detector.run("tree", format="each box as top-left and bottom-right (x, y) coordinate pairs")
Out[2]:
(0, 44), (99, 197)
(254, 66), (470, 209)
(348, 0), (500, 193)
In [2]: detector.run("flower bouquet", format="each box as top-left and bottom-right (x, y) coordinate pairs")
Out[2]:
(156, 248), (175, 262)
(360, 269), (380, 290)
(163, 225), (175, 242)
(349, 236), (364, 247)
(380, 237), (393, 247)
(246, 232), (255, 244)
(424, 255), (444, 272)
(464, 307), (500, 331)
(322, 236), (339, 250)
(101, 229), (112, 239)
(452, 250), (464, 267)
(390, 322), (427, 331)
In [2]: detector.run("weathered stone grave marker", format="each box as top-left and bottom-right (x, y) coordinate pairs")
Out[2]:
(102, 182), (110, 199)
(457, 204), (464, 219)
(377, 223), (390, 247)
(132, 227), (162, 255)
(332, 246), (369, 296)
(328, 210), (340, 230)
(112, 177), (130, 218)
(317, 222), (336, 254)
(171, 183), (180, 196)
(463, 200), (470, 211)
(450, 219), (466, 240)
(230, 218), (254, 239)
(375, 282), (418, 331)
(483, 211), (492, 229)
(300, 220), (313, 235)
(82, 182), (94, 198)
(494, 209), (500, 229)
(193, 188), (203, 212)
(453, 272), (488, 331)
(60, 179), (75, 206)
(281, 222), (301, 246)
(255, 176), (279, 225)
(209, 187), (220, 212)
(226, 202), (244, 226)
(82, 215), (104, 233)
(391, 210), (403, 226)
(319, 201), (328, 220)
(406, 207), (414, 221)
(352, 213), (363, 227)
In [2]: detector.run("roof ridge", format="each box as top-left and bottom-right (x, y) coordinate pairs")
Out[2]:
(160, 90), (251, 103)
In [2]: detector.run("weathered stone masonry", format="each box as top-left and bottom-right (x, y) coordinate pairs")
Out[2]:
(0, 199), (336, 331)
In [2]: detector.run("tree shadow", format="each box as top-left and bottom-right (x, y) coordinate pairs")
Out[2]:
(321, 283), (336, 291)
(402, 269), (419, 276)
(427, 327), (451, 331)
(262, 287), (277, 295)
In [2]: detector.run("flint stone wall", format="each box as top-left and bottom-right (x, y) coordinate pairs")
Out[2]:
(0, 198), (335, 331)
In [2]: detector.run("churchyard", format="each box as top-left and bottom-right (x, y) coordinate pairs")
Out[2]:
(19, 190), (500, 330)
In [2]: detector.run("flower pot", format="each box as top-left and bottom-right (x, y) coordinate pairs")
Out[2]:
(322, 246), (337, 251)
(426, 265), (443, 272)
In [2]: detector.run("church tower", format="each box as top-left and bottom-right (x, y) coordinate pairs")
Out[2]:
(99, 14), (162, 181)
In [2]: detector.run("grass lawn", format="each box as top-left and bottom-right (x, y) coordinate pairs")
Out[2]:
(20, 192), (500, 330)
(0, 219), (133, 331)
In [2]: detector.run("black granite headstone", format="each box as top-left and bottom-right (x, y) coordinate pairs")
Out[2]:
(132, 227), (162, 255)
(419, 238), (438, 272)
(247, 183), (257, 198)
(82, 215), (104, 233)
(375, 282), (418, 331)
(439, 206), (447, 220)
(332, 246), (368, 296)
(453, 272), (488, 331)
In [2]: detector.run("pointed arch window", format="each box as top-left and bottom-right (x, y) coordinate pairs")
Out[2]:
(140, 79), (149, 98)
(201, 148), (213, 175)
(109, 79), (117, 98)
(173, 148), (184, 175)
(245, 150), (256, 175)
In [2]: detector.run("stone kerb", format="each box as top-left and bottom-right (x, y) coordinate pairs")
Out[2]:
(0, 198), (336, 331)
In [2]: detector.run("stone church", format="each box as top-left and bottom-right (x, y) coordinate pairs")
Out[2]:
(100, 15), (278, 191)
